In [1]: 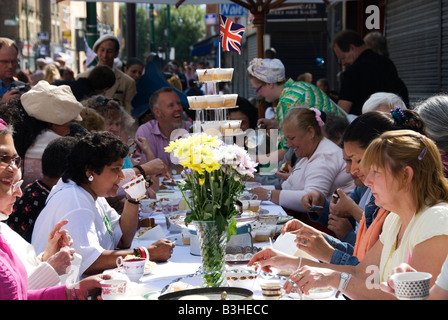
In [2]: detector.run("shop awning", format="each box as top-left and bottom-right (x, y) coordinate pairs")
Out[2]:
(190, 35), (219, 56)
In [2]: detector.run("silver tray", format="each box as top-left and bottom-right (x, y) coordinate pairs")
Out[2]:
(158, 287), (253, 300)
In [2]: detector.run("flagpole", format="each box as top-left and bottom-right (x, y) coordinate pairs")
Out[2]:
(217, 7), (221, 69)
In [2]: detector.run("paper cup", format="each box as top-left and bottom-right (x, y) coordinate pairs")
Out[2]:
(391, 272), (432, 300)
(223, 94), (238, 107)
(206, 95), (224, 108)
(197, 68), (214, 82)
(218, 68), (234, 81)
(100, 279), (127, 300)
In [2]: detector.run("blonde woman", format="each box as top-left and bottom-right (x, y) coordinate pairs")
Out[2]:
(250, 130), (448, 299)
(43, 63), (60, 84)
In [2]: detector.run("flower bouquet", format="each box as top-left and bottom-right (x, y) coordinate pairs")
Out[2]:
(165, 133), (257, 286)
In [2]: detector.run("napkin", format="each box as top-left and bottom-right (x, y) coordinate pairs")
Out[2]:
(137, 225), (166, 240)
(273, 232), (315, 260)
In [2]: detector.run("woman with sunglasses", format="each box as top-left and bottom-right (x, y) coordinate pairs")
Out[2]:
(0, 119), (109, 299)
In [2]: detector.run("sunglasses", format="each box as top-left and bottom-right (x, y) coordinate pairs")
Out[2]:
(255, 83), (265, 94)
(0, 155), (22, 168)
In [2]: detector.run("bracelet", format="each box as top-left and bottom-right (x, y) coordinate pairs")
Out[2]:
(133, 246), (149, 259)
(133, 165), (147, 181)
(297, 256), (302, 270)
(126, 198), (141, 205)
(266, 190), (272, 202)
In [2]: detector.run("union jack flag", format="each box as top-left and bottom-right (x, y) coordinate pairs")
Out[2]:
(219, 15), (246, 55)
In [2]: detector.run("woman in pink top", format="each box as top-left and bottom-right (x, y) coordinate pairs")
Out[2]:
(0, 118), (108, 300)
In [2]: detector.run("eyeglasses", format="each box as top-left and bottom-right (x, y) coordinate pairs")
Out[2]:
(12, 180), (23, 193)
(255, 84), (265, 94)
(0, 59), (19, 66)
(96, 97), (120, 105)
(0, 155), (22, 168)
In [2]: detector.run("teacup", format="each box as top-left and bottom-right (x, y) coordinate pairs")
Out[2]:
(260, 281), (284, 300)
(248, 200), (261, 212)
(100, 279), (127, 300)
(390, 272), (432, 300)
(116, 254), (148, 282)
(122, 175), (147, 201)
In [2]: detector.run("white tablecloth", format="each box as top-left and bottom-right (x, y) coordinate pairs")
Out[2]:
(119, 202), (340, 300)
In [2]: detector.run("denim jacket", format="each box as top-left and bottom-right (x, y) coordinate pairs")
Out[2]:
(308, 186), (378, 265)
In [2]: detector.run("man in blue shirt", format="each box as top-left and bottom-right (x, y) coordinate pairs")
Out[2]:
(0, 37), (20, 103)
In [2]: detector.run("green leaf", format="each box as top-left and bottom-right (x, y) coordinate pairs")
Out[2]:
(227, 217), (237, 241)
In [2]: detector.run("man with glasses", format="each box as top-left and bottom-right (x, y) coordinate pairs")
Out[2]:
(0, 38), (20, 103)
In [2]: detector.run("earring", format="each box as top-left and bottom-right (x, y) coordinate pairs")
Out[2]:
(88, 175), (94, 182)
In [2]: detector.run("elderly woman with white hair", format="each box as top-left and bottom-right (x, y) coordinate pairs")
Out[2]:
(414, 94), (448, 176)
(361, 92), (407, 114)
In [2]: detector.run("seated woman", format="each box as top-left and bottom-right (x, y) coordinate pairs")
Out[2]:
(31, 131), (175, 276)
(250, 130), (448, 299)
(250, 107), (354, 212)
(414, 94), (448, 176)
(0, 119), (108, 299)
(291, 109), (426, 263)
(0, 81), (84, 187)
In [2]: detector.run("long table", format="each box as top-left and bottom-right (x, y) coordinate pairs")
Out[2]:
(110, 201), (340, 300)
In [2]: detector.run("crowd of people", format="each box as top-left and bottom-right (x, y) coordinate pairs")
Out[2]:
(1, 27), (448, 301)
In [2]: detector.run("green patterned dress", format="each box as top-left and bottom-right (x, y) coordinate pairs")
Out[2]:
(276, 79), (342, 151)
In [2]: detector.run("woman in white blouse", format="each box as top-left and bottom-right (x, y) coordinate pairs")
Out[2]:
(250, 107), (354, 212)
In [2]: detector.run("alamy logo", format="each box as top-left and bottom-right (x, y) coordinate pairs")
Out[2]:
(365, 5), (381, 30)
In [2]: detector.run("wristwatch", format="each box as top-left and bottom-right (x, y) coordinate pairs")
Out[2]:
(266, 190), (272, 202)
(335, 272), (351, 298)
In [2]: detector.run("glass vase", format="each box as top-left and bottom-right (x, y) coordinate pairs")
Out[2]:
(193, 220), (228, 287)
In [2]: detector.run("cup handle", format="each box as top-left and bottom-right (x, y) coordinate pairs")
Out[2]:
(116, 256), (124, 268)
(142, 247), (149, 262)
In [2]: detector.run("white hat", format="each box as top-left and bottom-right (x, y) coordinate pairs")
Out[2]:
(247, 58), (285, 83)
(92, 34), (120, 53)
(21, 81), (83, 125)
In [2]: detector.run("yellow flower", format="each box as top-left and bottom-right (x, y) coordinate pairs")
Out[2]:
(199, 177), (205, 185)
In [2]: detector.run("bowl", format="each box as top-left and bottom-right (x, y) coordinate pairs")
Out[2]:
(226, 266), (258, 290)
(139, 198), (158, 213)
(259, 214), (279, 225)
